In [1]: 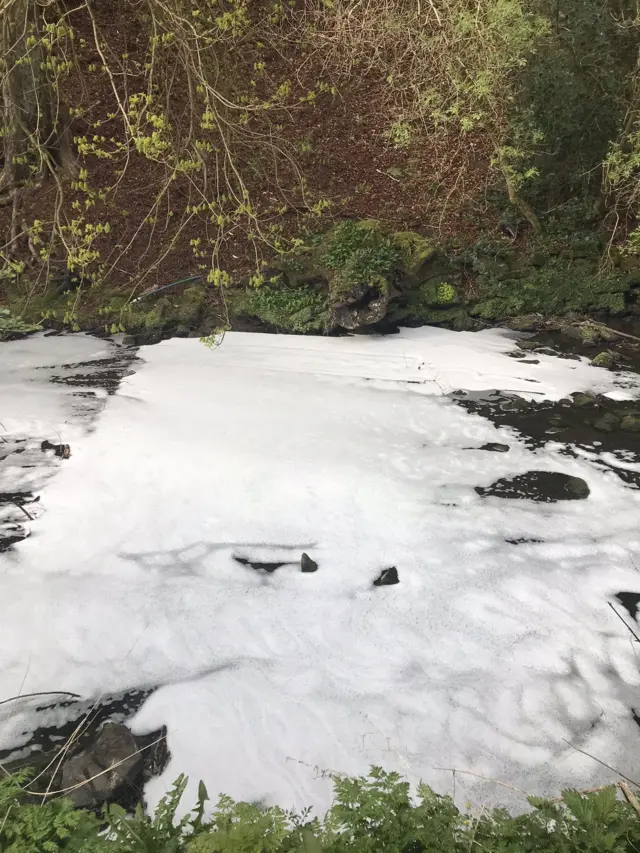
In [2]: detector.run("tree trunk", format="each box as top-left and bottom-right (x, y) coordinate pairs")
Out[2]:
(1, 0), (74, 195)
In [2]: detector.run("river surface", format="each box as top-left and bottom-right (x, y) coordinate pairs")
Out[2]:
(1, 327), (640, 816)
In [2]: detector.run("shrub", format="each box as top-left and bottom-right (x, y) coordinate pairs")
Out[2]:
(237, 284), (329, 332)
(3, 767), (640, 853)
(322, 221), (402, 300)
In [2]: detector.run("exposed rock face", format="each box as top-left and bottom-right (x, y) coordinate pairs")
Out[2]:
(330, 285), (391, 330)
(61, 722), (144, 809)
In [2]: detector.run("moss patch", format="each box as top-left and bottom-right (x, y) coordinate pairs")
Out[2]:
(471, 259), (630, 320)
(321, 220), (402, 302)
(393, 231), (437, 277)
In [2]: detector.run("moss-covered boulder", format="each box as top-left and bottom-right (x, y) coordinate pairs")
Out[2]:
(239, 221), (466, 332)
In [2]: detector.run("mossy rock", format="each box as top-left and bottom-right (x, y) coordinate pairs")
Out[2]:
(621, 413), (640, 432)
(591, 351), (616, 369)
(176, 286), (207, 326)
(571, 392), (597, 408)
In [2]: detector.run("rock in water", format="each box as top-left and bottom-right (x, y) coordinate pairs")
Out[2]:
(621, 413), (640, 432)
(301, 552), (318, 572)
(61, 722), (143, 809)
(475, 471), (590, 502)
(373, 567), (399, 586)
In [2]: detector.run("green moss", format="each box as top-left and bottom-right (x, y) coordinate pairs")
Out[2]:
(320, 220), (401, 303)
(471, 260), (630, 320)
(591, 351), (615, 368)
(234, 284), (328, 333)
(177, 286), (207, 325)
(393, 231), (437, 276)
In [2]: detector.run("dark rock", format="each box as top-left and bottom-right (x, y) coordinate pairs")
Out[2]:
(121, 334), (138, 346)
(505, 315), (541, 332)
(234, 555), (286, 573)
(451, 311), (478, 332)
(560, 325), (584, 341)
(61, 722), (143, 809)
(330, 286), (389, 330)
(41, 440), (71, 459)
(301, 552), (318, 573)
(479, 443), (510, 453)
(373, 567), (399, 586)
(173, 325), (191, 338)
(615, 591), (640, 621)
(475, 471), (590, 502)
(506, 538), (544, 545)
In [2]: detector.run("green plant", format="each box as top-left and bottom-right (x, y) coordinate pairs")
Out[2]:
(105, 775), (206, 851)
(322, 221), (401, 299)
(0, 769), (106, 852)
(0, 307), (41, 333)
(238, 284), (329, 332)
(471, 260), (630, 319)
(4, 768), (640, 853)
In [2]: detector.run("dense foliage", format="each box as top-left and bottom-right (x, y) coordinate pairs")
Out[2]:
(2, 0), (640, 329)
(3, 767), (640, 853)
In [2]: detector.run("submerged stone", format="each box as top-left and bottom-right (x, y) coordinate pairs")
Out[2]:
(592, 412), (620, 432)
(62, 722), (143, 809)
(621, 413), (640, 432)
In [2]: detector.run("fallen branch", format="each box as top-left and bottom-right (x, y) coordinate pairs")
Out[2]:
(0, 690), (81, 709)
(561, 739), (640, 789)
(619, 781), (640, 819)
(10, 501), (33, 521)
(581, 321), (640, 346)
(608, 601), (640, 644)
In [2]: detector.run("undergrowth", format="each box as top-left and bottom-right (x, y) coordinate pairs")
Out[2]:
(4, 767), (640, 853)
(235, 284), (328, 333)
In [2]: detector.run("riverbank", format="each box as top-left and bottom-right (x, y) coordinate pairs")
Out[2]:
(3, 219), (640, 353)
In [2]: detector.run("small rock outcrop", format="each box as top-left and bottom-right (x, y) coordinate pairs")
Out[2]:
(373, 567), (399, 587)
(301, 553), (318, 573)
(330, 285), (390, 331)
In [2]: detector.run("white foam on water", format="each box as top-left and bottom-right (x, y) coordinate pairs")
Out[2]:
(1, 328), (640, 815)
